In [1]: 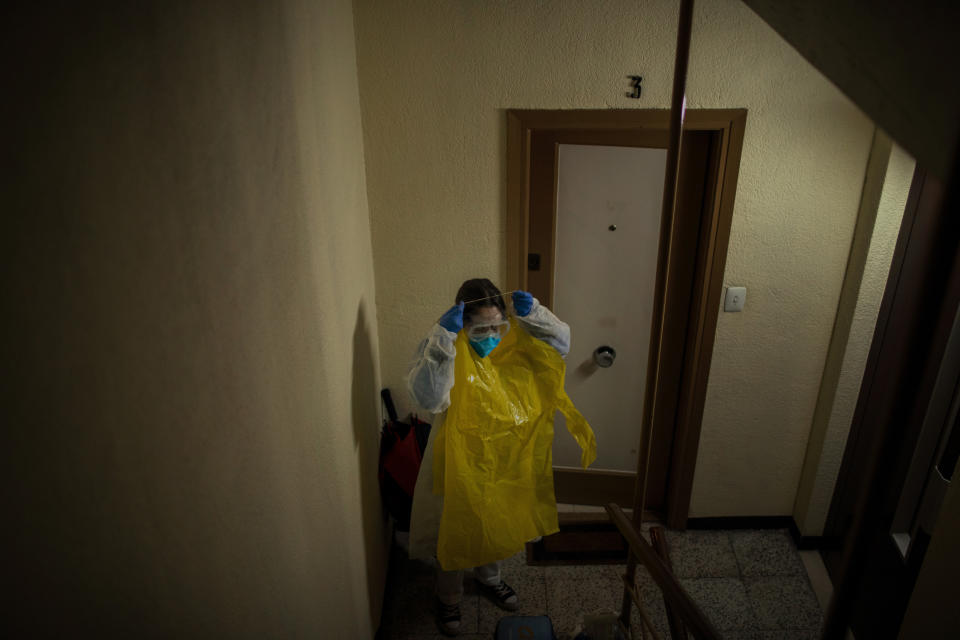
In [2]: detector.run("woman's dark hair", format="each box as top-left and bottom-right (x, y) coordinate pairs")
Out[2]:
(456, 278), (506, 322)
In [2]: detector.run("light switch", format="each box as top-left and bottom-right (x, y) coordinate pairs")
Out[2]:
(724, 286), (746, 312)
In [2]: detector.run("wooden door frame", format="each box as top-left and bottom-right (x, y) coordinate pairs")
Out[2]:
(819, 168), (960, 637)
(506, 109), (747, 528)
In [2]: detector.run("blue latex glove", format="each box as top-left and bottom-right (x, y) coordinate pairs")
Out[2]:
(512, 291), (534, 317)
(438, 302), (465, 333)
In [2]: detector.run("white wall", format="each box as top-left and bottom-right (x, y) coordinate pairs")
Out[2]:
(4, 0), (387, 635)
(354, 0), (874, 516)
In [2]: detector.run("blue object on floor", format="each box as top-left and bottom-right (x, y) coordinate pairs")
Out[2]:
(494, 615), (557, 640)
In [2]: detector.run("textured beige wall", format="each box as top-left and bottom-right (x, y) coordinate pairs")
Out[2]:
(793, 136), (915, 536)
(4, 0), (386, 636)
(354, 0), (873, 516)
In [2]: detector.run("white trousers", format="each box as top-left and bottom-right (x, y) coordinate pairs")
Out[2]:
(436, 561), (500, 605)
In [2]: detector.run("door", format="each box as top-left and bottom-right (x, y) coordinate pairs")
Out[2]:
(507, 109), (747, 524)
(551, 144), (667, 479)
(536, 131), (711, 515)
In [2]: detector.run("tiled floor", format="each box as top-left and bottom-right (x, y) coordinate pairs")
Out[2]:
(379, 528), (825, 639)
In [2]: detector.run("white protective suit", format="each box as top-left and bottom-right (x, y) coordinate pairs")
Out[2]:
(406, 298), (570, 561)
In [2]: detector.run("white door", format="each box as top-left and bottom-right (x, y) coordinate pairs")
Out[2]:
(552, 144), (667, 472)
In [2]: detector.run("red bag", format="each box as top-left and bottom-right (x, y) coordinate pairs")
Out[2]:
(378, 389), (430, 531)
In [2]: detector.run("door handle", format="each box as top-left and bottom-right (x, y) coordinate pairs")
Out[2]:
(593, 346), (617, 368)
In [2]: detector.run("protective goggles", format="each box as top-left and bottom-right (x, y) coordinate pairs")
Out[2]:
(466, 320), (511, 341)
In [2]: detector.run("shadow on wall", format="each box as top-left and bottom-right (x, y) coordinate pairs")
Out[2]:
(351, 298), (389, 625)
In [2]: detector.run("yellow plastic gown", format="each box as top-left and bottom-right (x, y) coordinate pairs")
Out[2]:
(434, 318), (597, 570)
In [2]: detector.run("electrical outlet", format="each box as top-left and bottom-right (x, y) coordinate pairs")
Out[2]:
(724, 286), (746, 312)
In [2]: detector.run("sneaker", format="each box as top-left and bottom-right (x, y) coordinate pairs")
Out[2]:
(478, 579), (519, 611)
(437, 599), (461, 636)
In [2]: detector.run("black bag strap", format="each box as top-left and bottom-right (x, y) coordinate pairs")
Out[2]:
(381, 388), (399, 423)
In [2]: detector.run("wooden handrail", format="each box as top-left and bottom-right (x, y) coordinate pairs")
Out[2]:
(651, 526), (688, 640)
(605, 503), (721, 640)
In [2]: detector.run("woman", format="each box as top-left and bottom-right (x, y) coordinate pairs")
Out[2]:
(407, 278), (593, 636)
